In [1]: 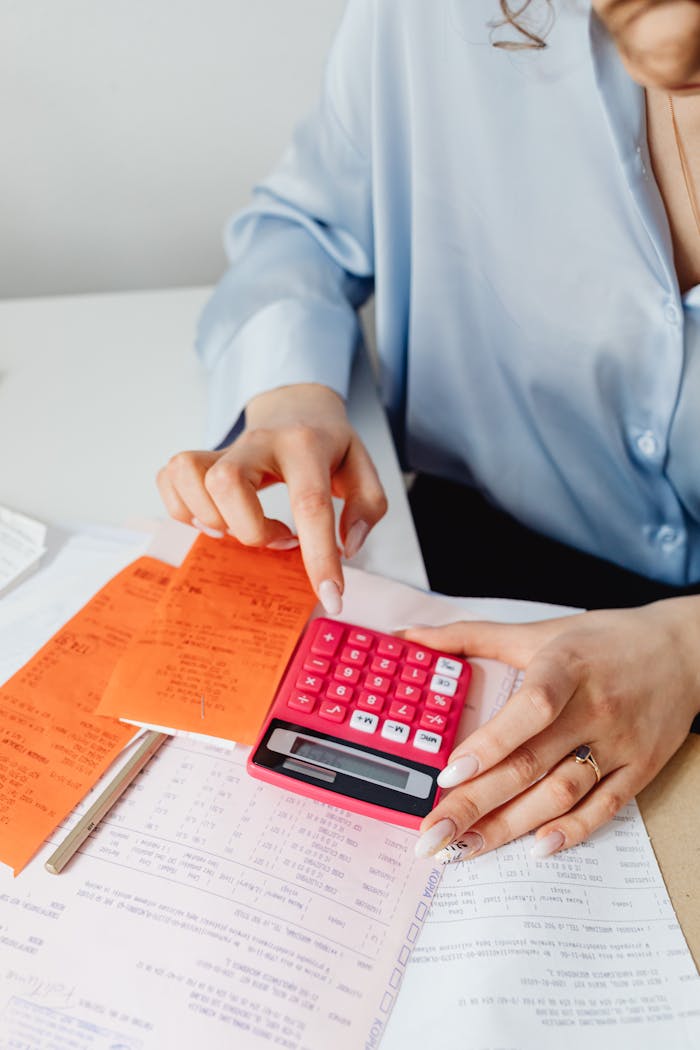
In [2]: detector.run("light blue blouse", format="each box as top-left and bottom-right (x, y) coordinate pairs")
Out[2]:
(197, 0), (700, 586)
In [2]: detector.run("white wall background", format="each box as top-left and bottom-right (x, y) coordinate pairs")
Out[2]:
(0, 0), (346, 298)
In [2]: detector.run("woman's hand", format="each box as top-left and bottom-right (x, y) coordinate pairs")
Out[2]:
(157, 383), (387, 612)
(407, 597), (700, 860)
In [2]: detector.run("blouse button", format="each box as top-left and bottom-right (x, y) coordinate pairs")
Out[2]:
(635, 431), (658, 459)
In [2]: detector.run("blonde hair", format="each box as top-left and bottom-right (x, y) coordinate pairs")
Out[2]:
(492, 0), (555, 50)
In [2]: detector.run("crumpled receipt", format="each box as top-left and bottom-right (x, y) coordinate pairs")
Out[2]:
(0, 505), (47, 596)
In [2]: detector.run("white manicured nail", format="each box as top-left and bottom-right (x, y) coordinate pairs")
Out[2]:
(414, 818), (456, 858)
(192, 517), (225, 539)
(344, 520), (369, 559)
(318, 579), (342, 616)
(267, 537), (300, 551)
(530, 830), (565, 859)
(437, 754), (479, 787)
(436, 832), (484, 863)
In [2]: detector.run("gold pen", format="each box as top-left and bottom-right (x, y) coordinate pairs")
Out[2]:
(45, 730), (168, 875)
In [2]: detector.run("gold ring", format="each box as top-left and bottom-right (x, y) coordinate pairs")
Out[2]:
(571, 744), (601, 783)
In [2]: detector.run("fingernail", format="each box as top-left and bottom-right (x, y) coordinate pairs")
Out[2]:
(267, 537), (300, 551)
(414, 818), (456, 858)
(530, 830), (565, 859)
(436, 832), (484, 862)
(437, 754), (479, 788)
(318, 579), (343, 616)
(192, 517), (225, 539)
(343, 520), (369, 560)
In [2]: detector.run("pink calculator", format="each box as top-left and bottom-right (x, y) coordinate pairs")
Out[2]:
(248, 618), (472, 828)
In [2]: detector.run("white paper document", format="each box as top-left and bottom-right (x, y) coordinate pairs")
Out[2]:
(0, 737), (437, 1050)
(384, 802), (700, 1048)
(0, 526), (698, 1049)
(0, 505), (47, 596)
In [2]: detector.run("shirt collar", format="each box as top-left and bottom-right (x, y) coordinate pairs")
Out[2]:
(588, 10), (646, 170)
(589, 9), (677, 295)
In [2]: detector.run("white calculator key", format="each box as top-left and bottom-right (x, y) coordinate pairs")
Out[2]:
(381, 720), (410, 744)
(350, 710), (379, 734)
(413, 730), (442, 753)
(435, 656), (463, 679)
(429, 674), (457, 697)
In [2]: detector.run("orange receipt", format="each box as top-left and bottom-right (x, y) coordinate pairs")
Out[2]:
(0, 556), (175, 875)
(96, 535), (318, 745)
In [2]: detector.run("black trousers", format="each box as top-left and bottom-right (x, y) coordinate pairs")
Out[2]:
(408, 474), (700, 734)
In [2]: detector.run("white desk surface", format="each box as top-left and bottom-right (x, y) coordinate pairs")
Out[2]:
(0, 287), (697, 967)
(0, 286), (427, 591)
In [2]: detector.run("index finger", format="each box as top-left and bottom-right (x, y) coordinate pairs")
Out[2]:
(276, 436), (344, 614)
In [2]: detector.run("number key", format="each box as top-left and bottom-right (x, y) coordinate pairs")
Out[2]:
(395, 682), (421, 702)
(371, 656), (397, 676)
(326, 682), (354, 702)
(406, 646), (433, 669)
(358, 691), (385, 713)
(334, 664), (360, 685)
(364, 673), (391, 695)
(389, 700), (416, 722)
(341, 646), (367, 667)
(400, 665), (427, 686)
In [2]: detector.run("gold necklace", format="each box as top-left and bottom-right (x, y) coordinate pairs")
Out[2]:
(668, 94), (700, 239)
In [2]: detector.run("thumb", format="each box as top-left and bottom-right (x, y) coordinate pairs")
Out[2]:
(399, 617), (578, 667)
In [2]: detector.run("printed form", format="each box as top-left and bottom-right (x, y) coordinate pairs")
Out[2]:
(0, 738), (437, 1050)
(383, 801), (700, 1048)
(0, 530), (698, 1048)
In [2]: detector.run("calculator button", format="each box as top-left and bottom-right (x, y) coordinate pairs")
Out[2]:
(358, 690), (385, 713)
(349, 710), (379, 734)
(389, 700), (416, 722)
(326, 682), (354, 703)
(371, 656), (397, 676)
(429, 674), (457, 697)
(400, 665), (427, 686)
(420, 710), (447, 731)
(311, 623), (343, 657)
(413, 730), (442, 754)
(394, 682), (421, 702)
(288, 692), (316, 713)
(376, 638), (403, 658)
(304, 655), (330, 675)
(348, 629), (373, 649)
(406, 646), (433, 669)
(364, 673), (391, 695)
(334, 664), (360, 685)
(341, 646), (367, 667)
(426, 692), (452, 712)
(319, 701), (347, 723)
(297, 673), (323, 694)
(381, 720), (410, 743)
(435, 656), (463, 679)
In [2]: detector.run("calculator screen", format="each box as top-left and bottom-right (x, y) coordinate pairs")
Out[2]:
(291, 738), (410, 789)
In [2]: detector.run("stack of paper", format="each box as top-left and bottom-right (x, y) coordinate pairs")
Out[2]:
(0, 504), (47, 595)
